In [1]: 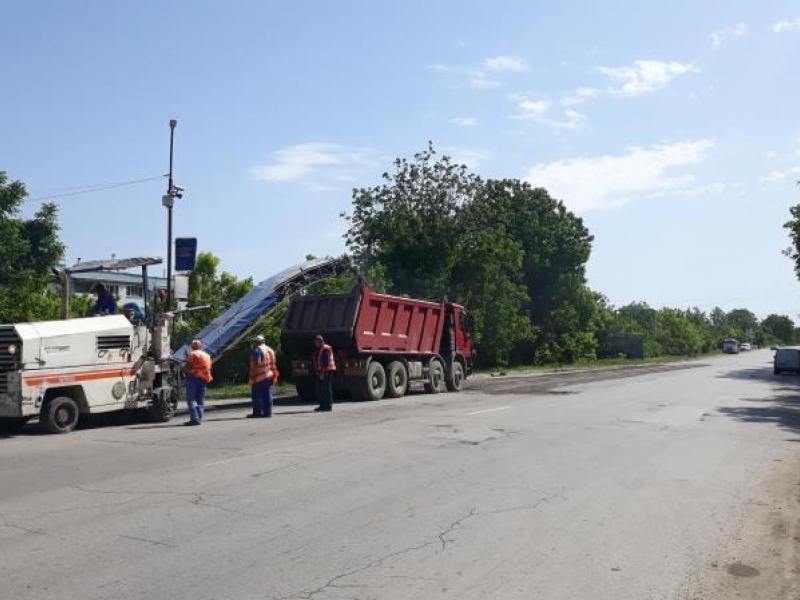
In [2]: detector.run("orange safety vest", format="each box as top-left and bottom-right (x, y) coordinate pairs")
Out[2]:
(317, 344), (337, 373)
(186, 349), (213, 383)
(249, 344), (274, 385)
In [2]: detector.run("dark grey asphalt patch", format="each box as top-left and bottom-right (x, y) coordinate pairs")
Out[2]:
(467, 363), (709, 396)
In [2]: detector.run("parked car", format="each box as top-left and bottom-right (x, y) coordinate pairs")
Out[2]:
(739, 342), (751, 351)
(774, 346), (800, 375)
(722, 339), (740, 354)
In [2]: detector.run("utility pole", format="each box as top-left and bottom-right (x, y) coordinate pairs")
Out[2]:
(162, 119), (183, 311)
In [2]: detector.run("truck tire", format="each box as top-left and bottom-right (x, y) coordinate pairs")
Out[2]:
(295, 378), (317, 402)
(424, 357), (446, 394)
(0, 417), (30, 434)
(445, 361), (465, 392)
(386, 361), (408, 398)
(41, 396), (80, 434)
(364, 361), (387, 401)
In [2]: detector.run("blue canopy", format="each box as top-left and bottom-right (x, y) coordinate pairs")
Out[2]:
(173, 256), (352, 361)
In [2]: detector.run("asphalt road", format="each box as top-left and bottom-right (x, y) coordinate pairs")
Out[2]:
(0, 350), (796, 600)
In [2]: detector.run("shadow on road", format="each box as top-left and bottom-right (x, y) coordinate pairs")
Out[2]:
(717, 367), (800, 385)
(717, 366), (800, 434)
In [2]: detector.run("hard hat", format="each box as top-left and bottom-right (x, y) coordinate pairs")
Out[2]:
(253, 335), (265, 343)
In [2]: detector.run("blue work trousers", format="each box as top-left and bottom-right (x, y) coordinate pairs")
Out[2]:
(185, 375), (207, 422)
(251, 379), (273, 417)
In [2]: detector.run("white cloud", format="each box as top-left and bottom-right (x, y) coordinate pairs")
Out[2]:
(251, 143), (377, 184)
(760, 166), (800, 184)
(711, 23), (748, 48)
(773, 19), (800, 33)
(450, 116), (480, 127)
(483, 55), (529, 72)
(509, 94), (586, 130)
(597, 60), (698, 97)
(525, 139), (715, 211)
(468, 70), (502, 89)
(510, 96), (551, 119)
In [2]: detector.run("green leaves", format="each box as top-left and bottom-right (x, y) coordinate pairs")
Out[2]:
(344, 145), (597, 367)
(0, 172), (65, 323)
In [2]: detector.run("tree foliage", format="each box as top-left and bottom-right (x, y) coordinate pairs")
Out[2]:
(344, 145), (598, 366)
(0, 172), (65, 322)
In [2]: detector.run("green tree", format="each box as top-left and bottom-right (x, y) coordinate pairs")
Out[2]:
(486, 181), (595, 364)
(180, 252), (253, 338)
(345, 142), (480, 298)
(784, 203), (800, 280)
(761, 314), (795, 345)
(726, 308), (759, 342)
(0, 172), (65, 322)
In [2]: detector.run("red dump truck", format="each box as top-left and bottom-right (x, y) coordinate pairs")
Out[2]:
(281, 283), (473, 401)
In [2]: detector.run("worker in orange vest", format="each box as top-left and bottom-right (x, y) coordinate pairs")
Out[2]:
(248, 334), (276, 418)
(313, 334), (336, 412)
(183, 339), (213, 426)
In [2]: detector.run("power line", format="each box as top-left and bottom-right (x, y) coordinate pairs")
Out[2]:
(28, 174), (167, 202)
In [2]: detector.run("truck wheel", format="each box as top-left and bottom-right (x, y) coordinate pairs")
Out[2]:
(41, 396), (80, 434)
(295, 378), (317, 402)
(424, 358), (446, 394)
(445, 361), (465, 392)
(385, 361), (408, 398)
(365, 361), (386, 401)
(0, 417), (30, 434)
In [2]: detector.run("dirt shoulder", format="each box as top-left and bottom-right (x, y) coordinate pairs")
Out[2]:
(684, 451), (800, 599)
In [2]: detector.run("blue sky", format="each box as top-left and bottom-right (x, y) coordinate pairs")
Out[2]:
(2, 1), (800, 318)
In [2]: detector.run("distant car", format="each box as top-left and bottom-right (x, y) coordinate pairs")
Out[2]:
(739, 342), (751, 351)
(722, 339), (740, 354)
(774, 347), (800, 375)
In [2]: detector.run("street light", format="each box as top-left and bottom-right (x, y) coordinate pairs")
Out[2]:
(161, 119), (184, 311)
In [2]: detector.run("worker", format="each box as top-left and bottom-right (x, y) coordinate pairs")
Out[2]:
(248, 334), (276, 418)
(313, 334), (336, 412)
(91, 283), (117, 315)
(183, 339), (213, 426)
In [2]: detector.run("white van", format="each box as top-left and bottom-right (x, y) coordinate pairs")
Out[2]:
(774, 347), (800, 375)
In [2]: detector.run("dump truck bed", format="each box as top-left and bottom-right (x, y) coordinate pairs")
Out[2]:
(281, 284), (447, 357)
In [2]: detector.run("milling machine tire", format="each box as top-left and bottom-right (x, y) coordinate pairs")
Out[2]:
(41, 396), (80, 434)
(147, 389), (177, 423)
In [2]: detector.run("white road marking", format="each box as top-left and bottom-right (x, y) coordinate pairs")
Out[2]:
(467, 406), (512, 416)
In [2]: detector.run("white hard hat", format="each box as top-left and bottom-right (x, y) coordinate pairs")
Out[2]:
(253, 335), (265, 343)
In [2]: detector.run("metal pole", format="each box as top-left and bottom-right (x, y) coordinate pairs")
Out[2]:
(166, 119), (177, 310)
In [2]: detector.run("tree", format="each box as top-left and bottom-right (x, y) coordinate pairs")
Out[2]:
(726, 308), (759, 342)
(345, 142), (480, 298)
(0, 171), (65, 322)
(761, 314), (795, 345)
(784, 203), (800, 280)
(180, 252), (253, 337)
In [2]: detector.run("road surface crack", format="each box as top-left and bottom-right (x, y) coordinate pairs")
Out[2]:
(118, 533), (175, 548)
(437, 508), (478, 552)
(282, 539), (436, 599)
